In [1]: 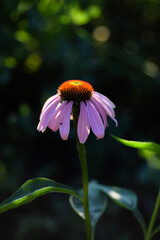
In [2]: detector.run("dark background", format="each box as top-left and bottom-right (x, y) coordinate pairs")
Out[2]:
(0, 0), (160, 239)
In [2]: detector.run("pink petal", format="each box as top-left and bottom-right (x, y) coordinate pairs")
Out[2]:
(48, 100), (68, 132)
(93, 91), (116, 109)
(90, 97), (108, 129)
(77, 101), (90, 143)
(39, 95), (60, 122)
(86, 100), (104, 139)
(40, 94), (60, 119)
(93, 92), (115, 117)
(92, 94), (118, 127)
(59, 101), (74, 140)
(37, 96), (61, 131)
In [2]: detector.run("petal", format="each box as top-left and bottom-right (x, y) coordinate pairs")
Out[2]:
(39, 95), (60, 122)
(90, 97), (108, 129)
(40, 94), (60, 119)
(48, 100), (68, 132)
(93, 92), (115, 116)
(86, 100), (104, 139)
(59, 101), (73, 140)
(93, 91), (116, 109)
(92, 94), (118, 127)
(77, 101), (90, 143)
(37, 96), (61, 131)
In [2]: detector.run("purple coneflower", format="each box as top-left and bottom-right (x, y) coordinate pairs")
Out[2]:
(37, 80), (117, 143)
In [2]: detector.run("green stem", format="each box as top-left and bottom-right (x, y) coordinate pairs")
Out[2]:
(91, 225), (95, 240)
(77, 141), (92, 240)
(151, 225), (160, 238)
(73, 105), (92, 240)
(145, 189), (160, 240)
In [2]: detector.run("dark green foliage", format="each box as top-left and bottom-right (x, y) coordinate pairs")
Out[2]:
(0, 0), (160, 239)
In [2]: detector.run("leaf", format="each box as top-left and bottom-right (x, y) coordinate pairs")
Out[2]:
(151, 225), (160, 238)
(95, 183), (137, 210)
(111, 135), (160, 154)
(0, 178), (82, 214)
(138, 149), (160, 170)
(69, 181), (107, 228)
(94, 182), (146, 235)
(132, 209), (147, 235)
(70, 180), (146, 235)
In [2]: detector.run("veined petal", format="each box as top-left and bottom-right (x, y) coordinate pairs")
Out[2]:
(92, 93), (115, 117)
(93, 91), (116, 109)
(37, 96), (61, 131)
(90, 97), (108, 129)
(48, 100), (68, 132)
(40, 94), (60, 119)
(59, 101), (73, 140)
(92, 94), (118, 126)
(93, 92), (115, 116)
(78, 101), (90, 143)
(40, 95), (61, 121)
(86, 100), (104, 139)
(37, 80), (118, 142)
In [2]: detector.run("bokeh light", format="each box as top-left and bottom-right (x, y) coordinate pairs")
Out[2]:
(93, 26), (111, 42)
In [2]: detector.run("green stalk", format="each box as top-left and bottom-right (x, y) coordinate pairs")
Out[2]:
(73, 105), (92, 240)
(76, 140), (92, 240)
(145, 189), (160, 240)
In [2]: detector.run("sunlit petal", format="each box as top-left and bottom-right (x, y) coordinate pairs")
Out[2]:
(78, 101), (90, 143)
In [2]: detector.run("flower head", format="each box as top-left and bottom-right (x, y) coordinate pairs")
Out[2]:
(37, 80), (117, 143)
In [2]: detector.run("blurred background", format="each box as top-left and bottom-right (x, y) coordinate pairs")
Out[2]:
(0, 0), (160, 239)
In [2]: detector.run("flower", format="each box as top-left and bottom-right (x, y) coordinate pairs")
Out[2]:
(37, 80), (117, 143)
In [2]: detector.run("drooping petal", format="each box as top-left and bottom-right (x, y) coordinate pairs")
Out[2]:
(92, 94), (118, 127)
(86, 100), (104, 139)
(77, 101), (90, 143)
(90, 97), (108, 129)
(40, 94), (60, 119)
(48, 100), (68, 132)
(39, 95), (60, 122)
(59, 101), (74, 140)
(93, 92), (115, 117)
(37, 80), (118, 142)
(93, 91), (116, 109)
(37, 96), (61, 131)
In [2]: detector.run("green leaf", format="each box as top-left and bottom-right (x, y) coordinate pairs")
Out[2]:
(0, 178), (82, 214)
(132, 209), (147, 235)
(139, 149), (160, 170)
(70, 180), (146, 235)
(151, 225), (160, 238)
(69, 181), (107, 229)
(95, 183), (137, 210)
(111, 135), (160, 154)
(94, 181), (147, 235)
